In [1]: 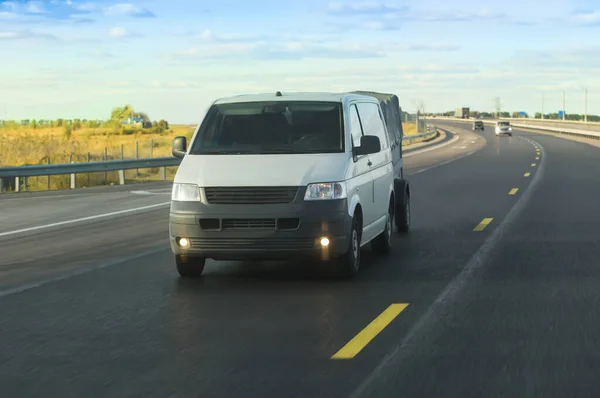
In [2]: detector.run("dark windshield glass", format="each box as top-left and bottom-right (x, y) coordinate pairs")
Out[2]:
(189, 101), (344, 155)
(498, 121), (510, 126)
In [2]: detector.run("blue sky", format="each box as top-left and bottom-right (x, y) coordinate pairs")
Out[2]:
(0, 0), (599, 123)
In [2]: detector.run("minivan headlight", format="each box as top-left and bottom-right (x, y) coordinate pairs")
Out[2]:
(172, 183), (200, 201)
(304, 182), (347, 201)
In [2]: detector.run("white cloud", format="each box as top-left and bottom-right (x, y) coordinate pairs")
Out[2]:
(0, 29), (58, 41)
(26, 1), (45, 14)
(564, 10), (600, 26)
(403, 44), (461, 51)
(327, 2), (406, 15)
(109, 27), (128, 38)
(108, 27), (141, 39)
(104, 4), (155, 18)
(196, 29), (264, 42)
(68, 1), (96, 12)
(1, 1), (18, 11)
(0, 31), (19, 39)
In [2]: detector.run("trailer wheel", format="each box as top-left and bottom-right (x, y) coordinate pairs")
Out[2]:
(394, 179), (410, 234)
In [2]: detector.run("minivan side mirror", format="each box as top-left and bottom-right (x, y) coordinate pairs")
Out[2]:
(172, 136), (187, 158)
(353, 135), (381, 156)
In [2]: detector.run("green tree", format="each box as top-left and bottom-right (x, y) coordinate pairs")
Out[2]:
(73, 119), (82, 130)
(56, 118), (64, 127)
(110, 105), (134, 122)
(63, 124), (72, 140)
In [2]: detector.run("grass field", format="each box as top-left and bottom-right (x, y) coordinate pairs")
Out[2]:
(0, 122), (418, 193)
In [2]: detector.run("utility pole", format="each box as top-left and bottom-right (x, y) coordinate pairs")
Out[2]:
(562, 90), (566, 120)
(541, 94), (544, 119)
(494, 97), (501, 119)
(584, 89), (588, 122)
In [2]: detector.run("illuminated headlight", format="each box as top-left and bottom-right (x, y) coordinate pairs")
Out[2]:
(172, 183), (200, 201)
(304, 182), (347, 201)
(177, 237), (190, 247)
(508, 127), (512, 131)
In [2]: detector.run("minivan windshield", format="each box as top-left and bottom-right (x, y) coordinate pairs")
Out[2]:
(189, 101), (344, 155)
(498, 121), (510, 126)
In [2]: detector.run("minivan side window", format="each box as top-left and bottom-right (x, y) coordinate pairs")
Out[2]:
(348, 104), (363, 148)
(356, 102), (389, 149)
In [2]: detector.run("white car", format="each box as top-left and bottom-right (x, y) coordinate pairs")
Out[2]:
(495, 121), (512, 136)
(169, 91), (411, 279)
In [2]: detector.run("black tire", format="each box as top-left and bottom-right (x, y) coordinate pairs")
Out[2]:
(335, 216), (361, 279)
(394, 182), (410, 234)
(175, 255), (206, 278)
(372, 200), (393, 254)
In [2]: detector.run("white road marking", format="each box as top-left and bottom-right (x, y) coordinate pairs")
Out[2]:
(0, 248), (164, 299)
(130, 190), (171, 195)
(410, 150), (477, 175)
(0, 202), (170, 238)
(403, 133), (460, 158)
(349, 136), (546, 398)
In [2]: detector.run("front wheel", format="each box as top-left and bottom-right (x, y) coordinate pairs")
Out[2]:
(334, 217), (361, 279)
(176, 255), (206, 278)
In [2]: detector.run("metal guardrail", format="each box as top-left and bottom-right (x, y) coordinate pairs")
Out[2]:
(437, 117), (600, 140)
(0, 129), (439, 193)
(0, 157), (181, 193)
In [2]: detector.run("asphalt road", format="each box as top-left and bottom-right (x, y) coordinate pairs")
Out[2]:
(1, 123), (599, 397)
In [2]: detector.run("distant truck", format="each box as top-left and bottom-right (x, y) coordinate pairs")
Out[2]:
(455, 107), (470, 119)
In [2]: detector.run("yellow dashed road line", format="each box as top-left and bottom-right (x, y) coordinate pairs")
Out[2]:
(531, 163), (537, 167)
(331, 304), (409, 360)
(473, 218), (493, 232)
(524, 172), (531, 177)
(509, 188), (519, 195)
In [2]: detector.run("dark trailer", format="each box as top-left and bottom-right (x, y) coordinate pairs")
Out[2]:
(351, 90), (410, 233)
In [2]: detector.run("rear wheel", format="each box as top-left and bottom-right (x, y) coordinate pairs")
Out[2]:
(395, 184), (410, 234)
(175, 255), (206, 278)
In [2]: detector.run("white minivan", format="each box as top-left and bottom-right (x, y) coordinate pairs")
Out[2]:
(169, 92), (410, 278)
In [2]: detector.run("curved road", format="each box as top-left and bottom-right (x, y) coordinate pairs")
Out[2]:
(1, 123), (599, 397)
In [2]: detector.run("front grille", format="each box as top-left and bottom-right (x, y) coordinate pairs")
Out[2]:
(189, 237), (315, 251)
(204, 187), (299, 204)
(222, 218), (276, 230)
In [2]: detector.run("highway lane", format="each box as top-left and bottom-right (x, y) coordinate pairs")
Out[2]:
(353, 123), (600, 397)
(0, 124), (559, 397)
(0, 128), (478, 291)
(0, 181), (172, 235)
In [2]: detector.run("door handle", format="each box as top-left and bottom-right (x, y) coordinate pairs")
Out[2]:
(367, 160), (373, 166)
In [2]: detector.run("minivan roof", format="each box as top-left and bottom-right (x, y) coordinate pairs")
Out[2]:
(213, 92), (377, 105)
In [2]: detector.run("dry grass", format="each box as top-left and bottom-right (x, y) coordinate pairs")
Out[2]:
(1, 121), (420, 193)
(0, 125), (195, 192)
(402, 122), (417, 136)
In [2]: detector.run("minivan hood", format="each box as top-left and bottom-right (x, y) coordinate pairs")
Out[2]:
(174, 153), (349, 187)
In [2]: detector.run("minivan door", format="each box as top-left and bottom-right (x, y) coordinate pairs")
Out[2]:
(348, 104), (376, 229)
(356, 102), (392, 236)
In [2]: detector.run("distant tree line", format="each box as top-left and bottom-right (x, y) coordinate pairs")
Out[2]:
(0, 104), (171, 139)
(427, 111), (600, 122)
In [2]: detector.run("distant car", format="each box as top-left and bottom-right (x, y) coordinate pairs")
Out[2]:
(472, 120), (484, 131)
(494, 121), (512, 136)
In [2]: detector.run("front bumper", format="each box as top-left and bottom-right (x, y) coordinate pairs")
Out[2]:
(169, 196), (352, 261)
